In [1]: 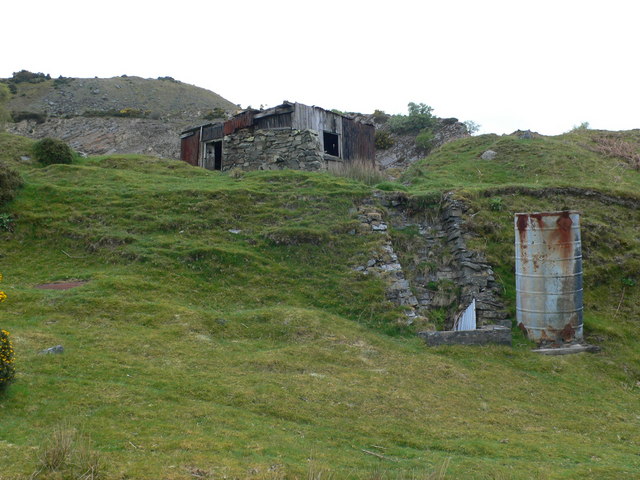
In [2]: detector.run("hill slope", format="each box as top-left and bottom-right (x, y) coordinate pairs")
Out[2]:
(2, 74), (239, 159)
(0, 131), (639, 479)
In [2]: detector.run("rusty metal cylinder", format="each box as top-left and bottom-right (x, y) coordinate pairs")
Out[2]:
(514, 211), (583, 344)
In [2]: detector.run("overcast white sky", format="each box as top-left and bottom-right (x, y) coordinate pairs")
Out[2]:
(2, 0), (638, 135)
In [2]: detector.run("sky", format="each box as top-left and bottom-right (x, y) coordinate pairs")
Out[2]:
(2, 0), (639, 135)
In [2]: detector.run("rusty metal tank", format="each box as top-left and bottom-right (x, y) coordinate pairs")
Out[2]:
(514, 211), (583, 344)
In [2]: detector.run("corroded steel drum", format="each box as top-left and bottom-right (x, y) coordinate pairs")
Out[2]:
(514, 211), (583, 344)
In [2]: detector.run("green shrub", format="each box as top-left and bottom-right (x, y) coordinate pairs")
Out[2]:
(375, 130), (395, 150)
(11, 70), (50, 84)
(203, 107), (227, 120)
(0, 213), (14, 231)
(372, 109), (389, 124)
(388, 102), (436, 134)
(0, 163), (23, 205)
(53, 76), (74, 88)
(489, 197), (504, 211)
(32, 138), (75, 166)
(415, 128), (435, 151)
(11, 111), (47, 124)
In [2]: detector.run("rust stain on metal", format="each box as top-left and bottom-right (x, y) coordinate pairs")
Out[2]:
(514, 211), (583, 346)
(223, 110), (256, 135)
(559, 322), (576, 342)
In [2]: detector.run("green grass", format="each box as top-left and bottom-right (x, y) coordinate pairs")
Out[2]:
(1, 132), (640, 478)
(403, 131), (640, 196)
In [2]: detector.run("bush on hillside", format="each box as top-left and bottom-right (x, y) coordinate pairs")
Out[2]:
(1, 272), (15, 392)
(0, 329), (14, 391)
(0, 164), (23, 206)
(203, 108), (227, 120)
(375, 130), (395, 150)
(388, 102), (436, 134)
(415, 128), (435, 152)
(11, 70), (50, 84)
(32, 138), (75, 166)
(11, 111), (47, 124)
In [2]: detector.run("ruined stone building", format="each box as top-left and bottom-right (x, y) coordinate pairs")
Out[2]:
(180, 102), (375, 172)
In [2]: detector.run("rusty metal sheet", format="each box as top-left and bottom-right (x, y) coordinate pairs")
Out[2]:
(514, 211), (583, 345)
(180, 130), (200, 166)
(223, 110), (256, 135)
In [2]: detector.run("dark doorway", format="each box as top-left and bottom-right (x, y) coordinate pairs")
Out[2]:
(213, 141), (222, 170)
(204, 141), (223, 170)
(323, 132), (340, 157)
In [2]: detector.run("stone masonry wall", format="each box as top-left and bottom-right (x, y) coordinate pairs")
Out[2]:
(223, 128), (326, 172)
(378, 192), (509, 330)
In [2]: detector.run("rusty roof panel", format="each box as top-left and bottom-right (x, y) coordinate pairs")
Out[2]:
(223, 110), (257, 135)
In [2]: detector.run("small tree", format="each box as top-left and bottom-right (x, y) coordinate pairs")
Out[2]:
(32, 138), (75, 166)
(388, 102), (436, 134)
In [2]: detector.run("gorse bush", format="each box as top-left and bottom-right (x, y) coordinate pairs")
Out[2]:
(374, 130), (395, 150)
(0, 329), (14, 390)
(1, 273), (15, 391)
(32, 138), (75, 166)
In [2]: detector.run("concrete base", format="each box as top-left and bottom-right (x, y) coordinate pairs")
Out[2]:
(418, 326), (512, 347)
(532, 344), (601, 355)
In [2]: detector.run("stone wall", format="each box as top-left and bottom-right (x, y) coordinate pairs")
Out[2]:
(223, 129), (326, 172)
(376, 192), (509, 331)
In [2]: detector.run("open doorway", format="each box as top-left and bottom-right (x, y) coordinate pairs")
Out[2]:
(204, 141), (223, 170)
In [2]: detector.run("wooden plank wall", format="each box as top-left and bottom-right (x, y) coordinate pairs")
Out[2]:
(255, 113), (293, 130)
(201, 123), (224, 142)
(342, 118), (375, 163)
(292, 103), (343, 155)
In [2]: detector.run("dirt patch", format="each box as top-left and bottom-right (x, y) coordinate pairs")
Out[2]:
(35, 280), (88, 290)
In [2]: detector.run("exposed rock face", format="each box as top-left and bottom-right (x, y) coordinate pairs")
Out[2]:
(353, 202), (420, 324)
(4, 75), (238, 159)
(362, 114), (470, 170)
(8, 117), (187, 159)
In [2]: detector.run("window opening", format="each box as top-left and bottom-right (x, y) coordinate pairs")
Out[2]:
(323, 132), (340, 157)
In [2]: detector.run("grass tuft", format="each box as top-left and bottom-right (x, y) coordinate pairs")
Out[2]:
(328, 159), (387, 185)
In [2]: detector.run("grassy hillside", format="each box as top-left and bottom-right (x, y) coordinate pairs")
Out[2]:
(1, 131), (640, 479)
(403, 129), (640, 195)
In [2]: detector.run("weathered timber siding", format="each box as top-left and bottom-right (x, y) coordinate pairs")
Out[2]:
(180, 130), (200, 166)
(255, 113), (293, 130)
(342, 117), (375, 163)
(201, 123), (224, 142)
(292, 103), (343, 154)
